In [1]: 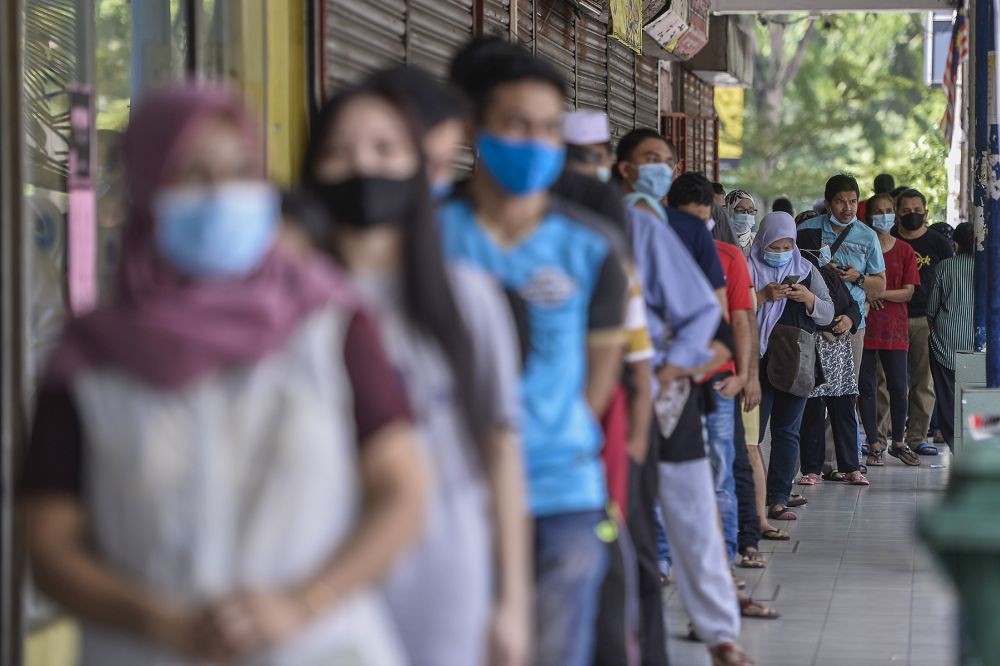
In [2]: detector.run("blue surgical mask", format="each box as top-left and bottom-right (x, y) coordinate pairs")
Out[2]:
(631, 163), (673, 200)
(475, 132), (566, 195)
(154, 182), (279, 279)
(595, 165), (612, 183)
(832, 214), (856, 227)
(872, 213), (896, 234)
(431, 180), (454, 201)
(763, 249), (794, 268)
(731, 213), (755, 232)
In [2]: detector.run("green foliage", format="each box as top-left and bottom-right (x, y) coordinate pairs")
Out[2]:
(730, 13), (950, 222)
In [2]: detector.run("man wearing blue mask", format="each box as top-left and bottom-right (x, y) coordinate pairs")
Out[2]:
(443, 38), (629, 666)
(798, 174), (887, 383)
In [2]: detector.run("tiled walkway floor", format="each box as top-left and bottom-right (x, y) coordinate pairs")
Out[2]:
(664, 447), (957, 666)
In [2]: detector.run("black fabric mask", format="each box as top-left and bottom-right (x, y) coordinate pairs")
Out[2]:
(315, 176), (420, 229)
(900, 212), (925, 231)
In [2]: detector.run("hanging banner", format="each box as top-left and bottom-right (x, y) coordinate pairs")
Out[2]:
(610, 0), (643, 54)
(67, 84), (98, 314)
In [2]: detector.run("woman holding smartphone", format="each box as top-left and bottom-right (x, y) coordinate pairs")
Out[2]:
(748, 213), (834, 523)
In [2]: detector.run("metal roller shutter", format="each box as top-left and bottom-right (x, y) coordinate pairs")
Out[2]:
(607, 39), (637, 139)
(575, 11), (609, 112)
(532, 0), (577, 108)
(408, 0), (475, 79)
(635, 55), (659, 129)
(322, 0), (406, 96)
(483, 0), (512, 39)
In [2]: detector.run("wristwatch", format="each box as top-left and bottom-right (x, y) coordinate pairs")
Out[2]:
(856, 274), (866, 288)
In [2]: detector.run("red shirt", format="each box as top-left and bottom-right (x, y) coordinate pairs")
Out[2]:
(713, 241), (753, 377)
(864, 239), (920, 351)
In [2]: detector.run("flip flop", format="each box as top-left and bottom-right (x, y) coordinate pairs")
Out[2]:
(847, 471), (870, 486)
(787, 494), (808, 507)
(888, 444), (921, 466)
(739, 548), (767, 568)
(740, 597), (781, 620)
(768, 506), (797, 521)
(762, 528), (791, 541)
(914, 442), (939, 456)
(822, 469), (848, 482)
(797, 473), (822, 485)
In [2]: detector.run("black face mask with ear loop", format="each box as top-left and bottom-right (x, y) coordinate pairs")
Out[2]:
(900, 212), (926, 231)
(314, 175), (421, 229)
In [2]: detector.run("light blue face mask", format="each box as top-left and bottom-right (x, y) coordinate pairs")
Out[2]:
(631, 163), (673, 200)
(831, 214), (856, 227)
(804, 246), (832, 266)
(475, 132), (566, 195)
(763, 249), (794, 268)
(872, 213), (896, 234)
(154, 182), (279, 279)
(595, 165), (612, 183)
(731, 213), (755, 232)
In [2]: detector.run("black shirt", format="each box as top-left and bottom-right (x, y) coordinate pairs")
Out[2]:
(892, 227), (954, 318)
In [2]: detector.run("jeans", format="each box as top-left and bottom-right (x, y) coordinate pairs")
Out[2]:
(534, 510), (609, 666)
(860, 349), (909, 445)
(704, 389), (738, 562)
(760, 366), (809, 507)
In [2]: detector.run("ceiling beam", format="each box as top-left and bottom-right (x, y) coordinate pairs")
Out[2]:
(712, 0), (955, 13)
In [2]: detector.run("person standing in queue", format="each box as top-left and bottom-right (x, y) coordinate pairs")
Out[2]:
(892, 188), (954, 454)
(302, 73), (533, 666)
(445, 38), (628, 666)
(927, 222), (976, 450)
(20, 84), (426, 666)
(749, 212), (834, 522)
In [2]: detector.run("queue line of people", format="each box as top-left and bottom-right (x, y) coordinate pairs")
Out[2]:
(18, 35), (974, 666)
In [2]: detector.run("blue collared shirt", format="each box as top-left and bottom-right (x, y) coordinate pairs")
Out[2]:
(626, 207), (721, 376)
(798, 214), (885, 328)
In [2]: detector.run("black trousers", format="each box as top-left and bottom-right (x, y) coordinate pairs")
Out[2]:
(627, 425), (668, 666)
(799, 395), (861, 474)
(859, 349), (909, 445)
(732, 399), (761, 554)
(930, 353), (956, 449)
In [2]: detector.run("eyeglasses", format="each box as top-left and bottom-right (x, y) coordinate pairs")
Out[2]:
(734, 208), (757, 215)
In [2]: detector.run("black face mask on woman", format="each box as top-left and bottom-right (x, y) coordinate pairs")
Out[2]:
(900, 212), (925, 231)
(314, 175), (421, 229)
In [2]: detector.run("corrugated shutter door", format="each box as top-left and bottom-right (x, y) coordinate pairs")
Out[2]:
(608, 40), (636, 139)
(635, 55), (658, 130)
(576, 12), (609, 112)
(483, 0), (512, 39)
(322, 0), (407, 96)
(408, 0), (475, 79)
(533, 0), (577, 108)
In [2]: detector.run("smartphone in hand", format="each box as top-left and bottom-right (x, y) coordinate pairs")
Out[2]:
(781, 275), (800, 286)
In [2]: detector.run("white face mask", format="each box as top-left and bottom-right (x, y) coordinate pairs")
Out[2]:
(707, 218), (717, 231)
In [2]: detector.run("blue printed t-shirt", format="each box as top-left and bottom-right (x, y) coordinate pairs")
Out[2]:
(439, 196), (627, 517)
(798, 214), (885, 328)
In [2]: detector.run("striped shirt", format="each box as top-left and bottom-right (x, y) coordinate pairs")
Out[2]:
(927, 254), (975, 370)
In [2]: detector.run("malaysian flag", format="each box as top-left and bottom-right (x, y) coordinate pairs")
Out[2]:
(941, 2), (969, 145)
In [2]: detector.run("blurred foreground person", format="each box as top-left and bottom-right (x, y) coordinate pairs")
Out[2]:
(21, 85), (426, 665)
(446, 38), (628, 666)
(303, 73), (531, 666)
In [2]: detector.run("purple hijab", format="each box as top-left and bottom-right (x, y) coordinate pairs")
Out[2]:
(46, 84), (352, 389)
(748, 212), (814, 356)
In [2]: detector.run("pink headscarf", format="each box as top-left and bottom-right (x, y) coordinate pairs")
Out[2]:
(46, 83), (351, 389)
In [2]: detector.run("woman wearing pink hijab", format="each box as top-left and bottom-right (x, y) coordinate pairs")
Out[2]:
(20, 84), (425, 665)
(748, 212), (833, 524)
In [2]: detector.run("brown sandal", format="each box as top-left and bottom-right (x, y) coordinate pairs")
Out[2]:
(740, 596), (781, 619)
(888, 443), (921, 466)
(711, 642), (755, 665)
(739, 548), (767, 568)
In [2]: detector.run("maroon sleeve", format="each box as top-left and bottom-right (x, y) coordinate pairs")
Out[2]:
(343, 309), (412, 444)
(20, 384), (84, 498)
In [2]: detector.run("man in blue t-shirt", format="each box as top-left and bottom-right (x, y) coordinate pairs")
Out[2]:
(445, 38), (628, 666)
(798, 174), (887, 380)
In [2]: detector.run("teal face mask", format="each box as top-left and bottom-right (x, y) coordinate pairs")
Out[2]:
(872, 213), (896, 234)
(731, 213), (755, 232)
(763, 249), (794, 268)
(631, 163), (673, 200)
(154, 182), (279, 279)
